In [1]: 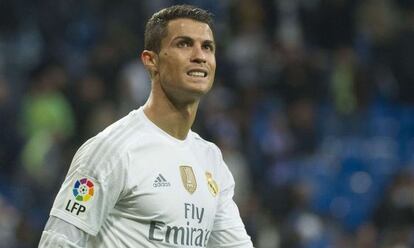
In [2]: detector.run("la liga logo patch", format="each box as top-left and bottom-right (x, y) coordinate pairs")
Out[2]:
(73, 178), (94, 202)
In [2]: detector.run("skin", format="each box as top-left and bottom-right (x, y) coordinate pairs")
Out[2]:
(141, 18), (216, 140)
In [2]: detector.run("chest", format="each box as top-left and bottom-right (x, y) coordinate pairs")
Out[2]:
(117, 144), (221, 228)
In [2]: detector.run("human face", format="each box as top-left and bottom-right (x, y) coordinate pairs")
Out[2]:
(156, 18), (216, 104)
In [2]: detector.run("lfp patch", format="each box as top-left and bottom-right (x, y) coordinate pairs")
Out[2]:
(73, 178), (94, 202)
(64, 177), (96, 216)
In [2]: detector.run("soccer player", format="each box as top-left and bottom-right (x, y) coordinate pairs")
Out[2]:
(38, 4), (254, 248)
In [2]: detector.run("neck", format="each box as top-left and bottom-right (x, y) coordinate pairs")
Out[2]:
(143, 89), (200, 140)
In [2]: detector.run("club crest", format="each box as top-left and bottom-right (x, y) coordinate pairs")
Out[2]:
(205, 172), (219, 197)
(180, 166), (197, 194)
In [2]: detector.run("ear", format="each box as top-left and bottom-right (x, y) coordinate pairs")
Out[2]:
(141, 50), (159, 77)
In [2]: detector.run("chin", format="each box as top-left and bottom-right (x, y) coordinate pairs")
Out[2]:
(191, 82), (213, 95)
(183, 85), (212, 101)
(180, 80), (210, 93)
(187, 88), (210, 98)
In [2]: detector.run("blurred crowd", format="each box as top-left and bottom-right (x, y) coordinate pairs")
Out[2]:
(1, 0), (414, 247)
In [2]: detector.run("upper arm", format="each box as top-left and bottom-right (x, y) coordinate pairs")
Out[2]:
(208, 153), (254, 247)
(48, 144), (129, 236)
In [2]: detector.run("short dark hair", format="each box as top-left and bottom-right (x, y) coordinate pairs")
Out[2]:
(144, 5), (214, 53)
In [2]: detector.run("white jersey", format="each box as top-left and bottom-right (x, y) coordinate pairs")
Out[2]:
(48, 107), (252, 247)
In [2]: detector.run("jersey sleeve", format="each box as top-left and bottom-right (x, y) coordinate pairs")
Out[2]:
(39, 231), (84, 248)
(48, 146), (128, 236)
(39, 216), (89, 248)
(208, 152), (254, 247)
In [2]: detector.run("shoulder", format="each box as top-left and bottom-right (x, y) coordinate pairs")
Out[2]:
(189, 131), (228, 174)
(190, 131), (223, 158)
(69, 110), (146, 178)
(190, 131), (235, 189)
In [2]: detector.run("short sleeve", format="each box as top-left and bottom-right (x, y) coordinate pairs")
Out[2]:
(49, 154), (127, 236)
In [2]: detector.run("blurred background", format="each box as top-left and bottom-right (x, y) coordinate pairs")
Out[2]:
(0, 0), (414, 247)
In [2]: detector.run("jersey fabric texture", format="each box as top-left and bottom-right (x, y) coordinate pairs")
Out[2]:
(48, 107), (253, 247)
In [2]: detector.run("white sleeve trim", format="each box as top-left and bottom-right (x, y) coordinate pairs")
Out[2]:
(39, 215), (89, 247)
(39, 230), (84, 248)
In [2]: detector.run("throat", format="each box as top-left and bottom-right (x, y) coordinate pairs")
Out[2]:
(143, 99), (198, 140)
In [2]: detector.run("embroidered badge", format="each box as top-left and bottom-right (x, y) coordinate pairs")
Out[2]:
(72, 177), (95, 202)
(180, 166), (197, 194)
(65, 177), (95, 216)
(206, 172), (219, 197)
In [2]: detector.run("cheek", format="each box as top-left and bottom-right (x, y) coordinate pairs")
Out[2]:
(209, 55), (216, 68)
(160, 54), (183, 73)
(159, 59), (183, 83)
(209, 59), (217, 76)
(212, 60), (217, 71)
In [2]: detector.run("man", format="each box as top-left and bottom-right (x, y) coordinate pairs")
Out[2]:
(39, 5), (253, 247)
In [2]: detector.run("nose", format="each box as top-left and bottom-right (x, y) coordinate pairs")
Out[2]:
(190, 44), (206, 64)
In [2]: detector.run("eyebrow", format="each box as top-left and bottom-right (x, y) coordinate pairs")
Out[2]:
(172, 36), (216, 46)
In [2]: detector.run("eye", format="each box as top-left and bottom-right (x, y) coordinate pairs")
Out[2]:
(177, 40), (191, 48)
(202, 43), (215, 52)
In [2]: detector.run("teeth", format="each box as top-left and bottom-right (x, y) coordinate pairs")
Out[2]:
(188, 71), (206, 77)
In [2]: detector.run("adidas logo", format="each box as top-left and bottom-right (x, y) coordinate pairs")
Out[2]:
(153, 174), (171, 187)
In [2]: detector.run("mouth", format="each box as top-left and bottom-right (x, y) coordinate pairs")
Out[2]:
(187, 69), (208, 78)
